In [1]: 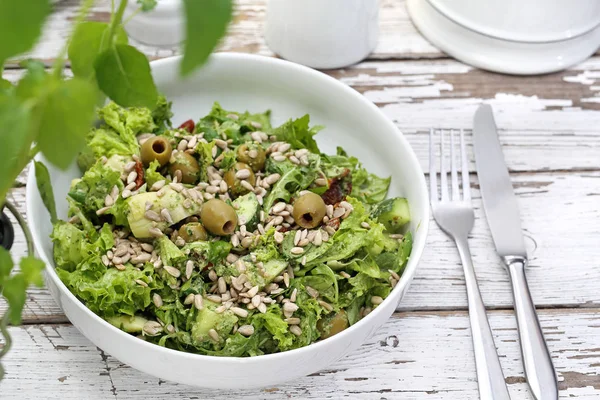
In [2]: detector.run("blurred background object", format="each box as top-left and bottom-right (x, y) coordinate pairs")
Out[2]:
(265, 0), (379, 69)
(124, 0), (184, 47)
(407, 0), (600, 74)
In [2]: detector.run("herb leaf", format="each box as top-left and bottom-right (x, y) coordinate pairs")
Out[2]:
(0, 247), (14, 286)
(94, 44), (158, 108)
(180, 0), (233, 76)
(20, 256), (45, 288)
(36, 77), (98, 169)
(69, 22), (129, 80)
(137, 0), (158, 12)
(0, 95), (31, 200)
(2, 274), (28, 324)
(34, 160), (57, 223)
(0, 0), (51, 64)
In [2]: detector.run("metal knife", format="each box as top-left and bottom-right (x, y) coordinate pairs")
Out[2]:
(473, 104), (558, 400)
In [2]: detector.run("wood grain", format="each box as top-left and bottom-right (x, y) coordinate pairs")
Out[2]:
(1, 309), (599, 399)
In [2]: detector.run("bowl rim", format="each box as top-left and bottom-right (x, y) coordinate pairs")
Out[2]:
(26, 52), (429, 364)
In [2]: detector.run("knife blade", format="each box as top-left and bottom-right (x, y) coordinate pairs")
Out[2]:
(473, 104), (558, 400)
(472, 104), (526, 258)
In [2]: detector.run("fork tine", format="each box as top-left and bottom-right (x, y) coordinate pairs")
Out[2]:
(460, 129), (471, 202)
(429, 129), (438, 203)
(440, 130), (449, 201)
(450, 130), (460, 201)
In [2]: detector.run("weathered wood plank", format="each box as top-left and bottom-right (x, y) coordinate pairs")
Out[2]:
(1, 309), (599, 399)
(3, 170), (599, 322)
(7, 0), (440, 67)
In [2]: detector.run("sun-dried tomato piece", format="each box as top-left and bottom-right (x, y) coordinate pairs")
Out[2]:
(321, 168), (352, 205)
(326, 217), (341, 231)
(134, 160), (145, 190)
(178, 119), (195, 133)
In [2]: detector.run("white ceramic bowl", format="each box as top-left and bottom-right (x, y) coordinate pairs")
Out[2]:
(27, 53), (429, 389)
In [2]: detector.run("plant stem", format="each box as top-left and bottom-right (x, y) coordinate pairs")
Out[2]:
(0, 312), (12, 380)
(122, 7), (141, 26)
(52, 0), (97, 78)
(108, 0), (129, 42)
(28, 144), (39, 160)
(5, 201), (33, 256)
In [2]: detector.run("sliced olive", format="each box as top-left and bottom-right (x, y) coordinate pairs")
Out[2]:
(223, 162), (256, 197)
(178, 222), (208, 242)
(292, 192), (327, 229)
(200, 199), (238, 236)
(317, 310), (349, 340)
(140, 136), (172, 167)
(236, 143), (266, 172)
(168, 152), (200, 184)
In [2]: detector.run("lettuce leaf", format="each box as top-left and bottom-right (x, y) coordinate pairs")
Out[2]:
(271, 114), (321, 154)
(145, 159), (168, 188)
(196, 102), (272, 143)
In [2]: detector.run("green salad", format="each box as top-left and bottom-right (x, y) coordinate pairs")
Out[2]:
(51, 98), (412, 356)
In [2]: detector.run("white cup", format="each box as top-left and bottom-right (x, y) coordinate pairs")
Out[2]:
(265, 0), (380, 69)
(123, 0), (184, 47)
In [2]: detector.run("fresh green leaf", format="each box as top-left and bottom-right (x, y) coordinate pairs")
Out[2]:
(0, 94), (31, 200)
(0, 78), (12, 94)
(0, 247), (14, 286)
(180, 0), (233, 76)
(137, 0), (157, 11)
(14, 60), (49, 100)
(36, 77), (98, 169)
(34, 160), (57, 223)
(272, 115), (322, 154)
(19, 256), (45, 288)
(152, 95), (173, 133)
(2, 274), (27, 324)
(0, 0), (51, 64)
(94, 44), (158, 108)
(69, 21), (128, 80)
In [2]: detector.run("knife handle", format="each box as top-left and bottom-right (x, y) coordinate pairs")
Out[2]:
(455, 236), (511, 400)
(507, 259), (558, 400)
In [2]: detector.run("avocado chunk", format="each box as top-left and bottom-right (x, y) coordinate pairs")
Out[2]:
(232, 191), (260, 230)
(191, 299), (238, 344)
(245, 258), (288, 289)
(107, 314), (148, 333)
(371, 197), (410, 233)
(126, 187), (201, 238)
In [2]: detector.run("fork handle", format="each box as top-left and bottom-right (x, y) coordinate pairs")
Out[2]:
(507, 260), (558, 400)
(455, 235), (511, 400)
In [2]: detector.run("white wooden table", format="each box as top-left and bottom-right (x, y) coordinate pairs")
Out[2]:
(2, 1), (600, 398)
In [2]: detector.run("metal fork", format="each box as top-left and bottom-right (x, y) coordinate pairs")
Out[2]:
(430, 129), (511, 400)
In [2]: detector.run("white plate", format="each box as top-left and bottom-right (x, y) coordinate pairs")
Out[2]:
(27, 53), (429, 389)
(408, 0), (600, 75)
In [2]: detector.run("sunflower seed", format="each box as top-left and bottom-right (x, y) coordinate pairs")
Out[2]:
(235, 169), (251, 180)
(219, 180), (228, 193)
(174, 170), (182, 183)
(274, 231), (284, 244)
(265, 173), (281, 186)
(289, 325), (302, 336)
(319, 300), (334, 312)
(169, 182), (184, 192)
(214, 139), (228, 149)
(143, 321), (163, 336)
(208, 328), (220, 342)
(214, 305), (227, 314)
(153, 293), (163, 307)
(131, 253), (151, 264)
(206, 294), (222, 303)
(257, 302), (267, 313)
(301, 256), (307, 266)
(278, 143), (291, 153)
(124, 161), (137, 172)
(238, 325), (254, 336)
(140, 243), (154, 253)
(104, 194), (115, 207)
(156, 188), (165, 198)
(281, 272), (290, 288)
(340, 271), (351, 279)
(231, 307), (249, 318)
(272, 154), (286, 162)
(247, 285), (259, 298)
(218, 277), (227, 294)
(102, 255), (110, 266)
(96, 206), (110, 216)
(306, 286), (319, 298)
(161, 209), (174, 224)
(240, 180), (254, 192)
(250, 132), (263, 143)
(187, 136), (198, 149)
(150, 180), (166, 191)
(230, 233), (240, 247)
(313, 230), (323, 246)
(164, 265), (181, 278)
(114, 263), (126, 271)
(248, 294), (260, 308)
(289, 155), (300, 165)
(315, 178), (328, 186)
(114, 245), (128, 257)
(283, 302), (299, 315)
(391, 278), (398, 288)
(144, 210), (161, 222)
(236, 259), (247, 273)
(177, 139), (189, 151)
(153, 258), (163, 269)
(333, 207), (346, 219)
(120, 253), (131, 264)
(298, 238), (310, 247)
(272, 202), (286, 214)
(384, 270), (400, 281)
(192, 294), (204, 310)
(126, 171), (137, 185)
(371, 296), (383, 305)
(288, 246), (304, 255)
(285, 317), (300, 325)
(241, 236), (253, 248)
(292, 230), (301, 246)
(185, 260), (194, 280)
(290, 288), (298, 303)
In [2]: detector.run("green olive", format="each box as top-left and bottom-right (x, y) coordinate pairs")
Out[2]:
(292, 192), (327, 229)
(140, 136), (172, 167)
(236, 144), (266, 172)
(200, 199), (238, 236)
(223, 162), (256, 197)
(168, 152), (200, 184)
(317, 310), (349, 340)
(178, 222), (208, 242)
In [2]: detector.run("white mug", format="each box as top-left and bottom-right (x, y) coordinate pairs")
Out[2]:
(265, 0), (380, 69)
